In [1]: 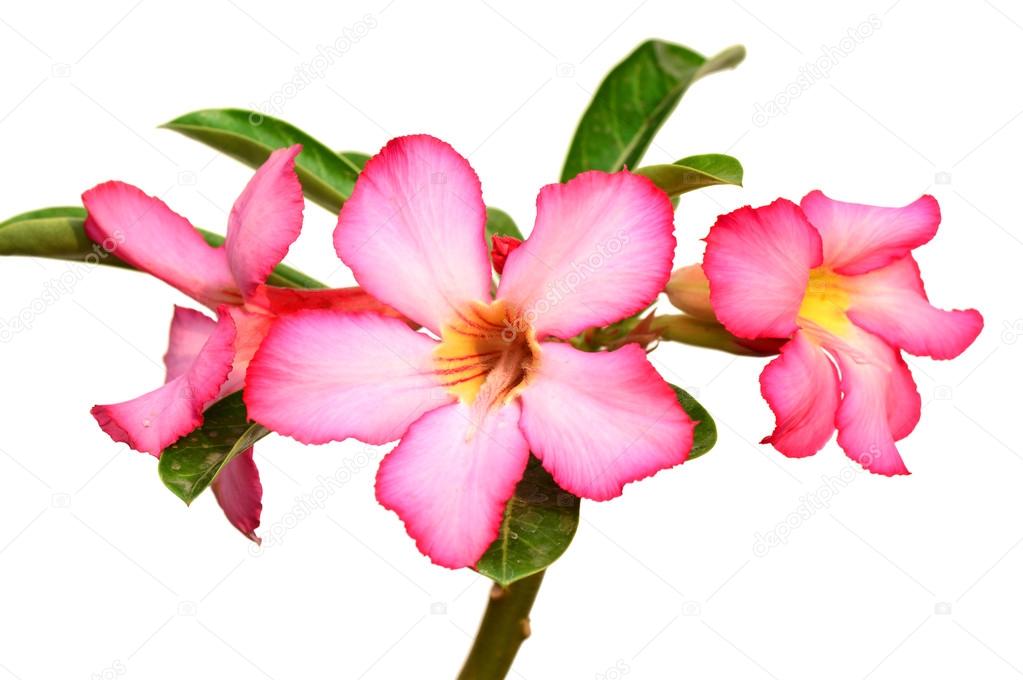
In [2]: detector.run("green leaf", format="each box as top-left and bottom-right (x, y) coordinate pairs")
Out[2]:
(485, 206), (523, 244)
(158, 392), (270, 505)
(671, 384), (717, 459)
(0, 207), (325, 289)
(163, 108), (361, 213)
(561, 41), (745, 181)
(338, 150), (370, 170)
(476, 457), (580, 587)
(635, 154), (743, 197)
(0, 206), (131, 269)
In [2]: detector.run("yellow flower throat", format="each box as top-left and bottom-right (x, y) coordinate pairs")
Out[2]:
(434, 300), (539, 407)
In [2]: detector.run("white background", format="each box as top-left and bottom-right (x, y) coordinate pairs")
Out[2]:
(0, 1), (1019, 678)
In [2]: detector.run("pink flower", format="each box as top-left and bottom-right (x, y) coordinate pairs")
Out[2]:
(82, 145), (393, 540)
(702, 191), (983, 475)
(245, 135), (695, 568)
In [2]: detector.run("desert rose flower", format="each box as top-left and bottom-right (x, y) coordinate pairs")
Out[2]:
(245, 135), (695, 568)
(82, 145), (392, 540)
(702, 191), (983, 475)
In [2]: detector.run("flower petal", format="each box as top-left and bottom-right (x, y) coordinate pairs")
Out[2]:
(82, 181), (238, 307)
(800, 190), (940, 275)
(211, 448), (262, 543)
(886, 349), (922, 442)
(92, 311), (237, 455)
(334, 135), (491, 333)
(225, 145), (304, 298)
(376, 401), (529, 569)
(518, 342), (693, 501)
(245, 311), (452, 445)
(845, 256), (983, 359)
(759, 331), (839, 458)
(222, 307), (274, 395)
(704, 199), (823, 339)
(497, 171), (675, 339)
(164, 306), (217, 382)
(252, 284), (405, 319)
(830, 330), (920, 475)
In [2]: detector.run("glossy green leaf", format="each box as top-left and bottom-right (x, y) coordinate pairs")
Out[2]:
(635, 154), (743, 197)
(561, 41), (745, 181)
(338, 150), (370, 170)
(158, 392), (270, 505)
(163, 108), (361, 213)
(0, 206), (131, 269)
(0, 207), (325, 289)
(671, 384), (717, 459)
(476, 457), (580, 587)
(485, 206), (523, 244)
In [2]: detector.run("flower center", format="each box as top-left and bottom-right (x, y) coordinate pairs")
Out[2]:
(798, 267), (851, 336)
(434, 300), (539, 408)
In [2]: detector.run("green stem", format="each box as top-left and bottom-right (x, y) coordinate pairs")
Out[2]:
(650, 314), (782, 356)
(457, 571), (545, 680)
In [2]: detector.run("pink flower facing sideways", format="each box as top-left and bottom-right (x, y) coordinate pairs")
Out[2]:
(245, 135), (696, 568)
(702, 191), (983, 475)
(82, 145), (393, 541)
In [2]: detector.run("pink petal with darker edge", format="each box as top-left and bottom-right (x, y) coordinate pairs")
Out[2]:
(376, 401), (529, 569)
(703, 199), (823, 340)
(245, 311), (451, 446)
(498, 171), (675, 340)
(518, 342), (693, 501)
(334, 135), (491, 333)
(91, 310), (237, 456)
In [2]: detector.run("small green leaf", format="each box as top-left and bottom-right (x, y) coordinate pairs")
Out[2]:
(485, 206), (523, 244)
(476, 457), (580, 587)
(635, 154), (743, 197)
(671, 384), (717, 459)
(561, 41), (745, 181)
(163, 108), (361, 213)
(158, 393), (270, 505)
(0, 207), (325, 289)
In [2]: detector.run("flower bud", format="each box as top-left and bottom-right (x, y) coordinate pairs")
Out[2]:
(491, 234), (522, 275)
(665, 265), (715, 321)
